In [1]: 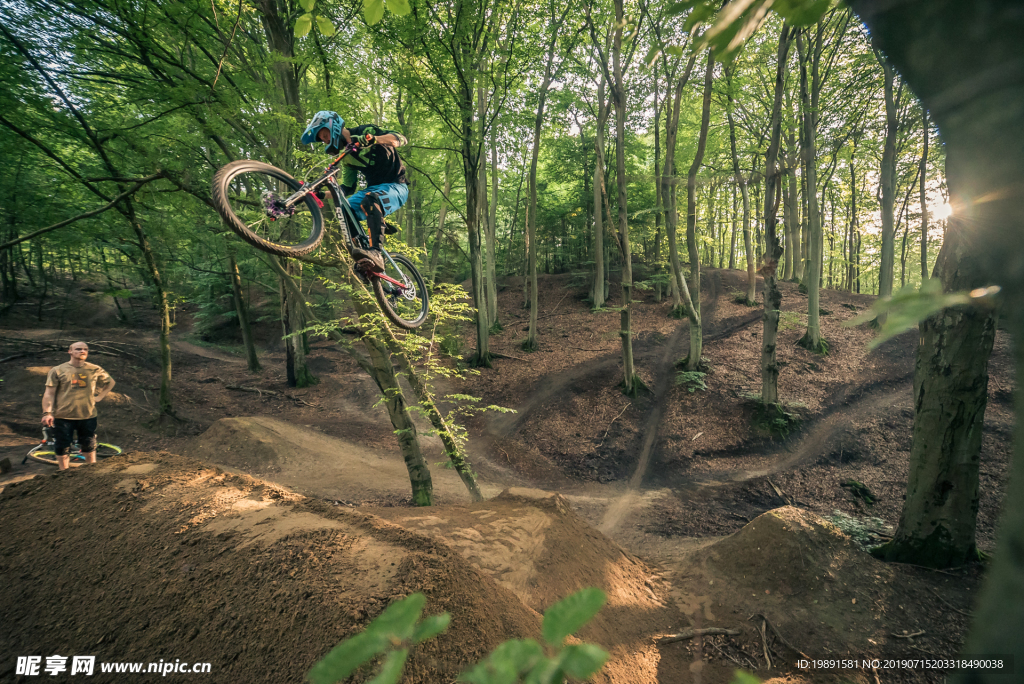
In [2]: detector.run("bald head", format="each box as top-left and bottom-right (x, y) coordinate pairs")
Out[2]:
(68, 341), (89, 365)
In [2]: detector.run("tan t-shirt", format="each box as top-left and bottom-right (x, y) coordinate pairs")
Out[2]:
(45, 361), (114, 420)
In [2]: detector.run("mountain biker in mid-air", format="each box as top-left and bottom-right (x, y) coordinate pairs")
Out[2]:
(300, 110), (408, 273)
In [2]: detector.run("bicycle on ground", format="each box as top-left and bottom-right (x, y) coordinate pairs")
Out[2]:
(23, 427), (122, 466)
(211, 143), (429, 330)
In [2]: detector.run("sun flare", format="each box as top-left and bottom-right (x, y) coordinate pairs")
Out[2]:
(932, 201), (953, 221)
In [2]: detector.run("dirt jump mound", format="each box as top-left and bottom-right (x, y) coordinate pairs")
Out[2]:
(0, 452), (538, 683)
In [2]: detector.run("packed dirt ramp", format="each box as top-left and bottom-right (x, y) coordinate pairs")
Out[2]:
(0, 452), (542, 684)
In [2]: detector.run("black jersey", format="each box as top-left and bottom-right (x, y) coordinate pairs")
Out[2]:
(339, 124), (409, 194)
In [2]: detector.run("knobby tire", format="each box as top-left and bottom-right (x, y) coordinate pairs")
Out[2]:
(372, 254), (429, 330)
(212, 160), (325, 257)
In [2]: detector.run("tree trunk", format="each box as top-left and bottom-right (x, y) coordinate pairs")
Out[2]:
(843, 1), (1024, 669)
(131, 218), (174, 416)
(525, 19), (562, 350)
(873, 195), (995, 567)
(611, 0), (638, 393)
(428, 155), (454, 282)
(229, 250), (261, 373)
(362, 334), (434, 506)
(729, 182), (738, 270)
(877, 53), (899, 317)
(461, 68), (491, 368)
(487, 130), (499, 325)
(281, 260), (317, 388)
(592, 76), (608, 310)
(798, 28), (827, 354)
(761, 25), (793, 405)
(684, 51), (715, 370)
(919, 108), (929, 283)
(662, 54), (699, 317)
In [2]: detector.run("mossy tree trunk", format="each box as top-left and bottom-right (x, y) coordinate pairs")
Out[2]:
(873, 166), (996, 568)
(229, 249), (261, 373)
(760, 25), (793, 405)
(280, 259), (317, 388)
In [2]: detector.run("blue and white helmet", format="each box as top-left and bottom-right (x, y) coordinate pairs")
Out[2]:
(301, 110), (345, 154)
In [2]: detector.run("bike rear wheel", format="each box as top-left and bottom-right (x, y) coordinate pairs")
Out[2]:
(372, 254), (429, 330)
(212, 160), (324, 257)
(26, 446), (58, 466)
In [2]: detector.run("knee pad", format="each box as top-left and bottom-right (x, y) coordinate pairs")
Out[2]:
(360, 194), (383, 217)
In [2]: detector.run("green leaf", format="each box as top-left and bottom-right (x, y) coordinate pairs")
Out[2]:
(644, 45), (663, 67)
(665, 45), (685, 57)
(557, 644), (609, 679)
(843, 280), (1000, 348)
(363, 0), (385, 24)
(307, 594), (426, 684)
(458, 639), (545, 683)
(294, 12), (313, 37)
(665, 1), (700, 17)
(774, 0), (834, 27)
(367, 649), (410, 684)
(730, 670), (762, 684)
(541, 588), (606, 647)
(307, 631), (386, 684)
(412, 613), (451, 644)
(299, 0), (316, 12)
(369, 593), (427, 641)
(683, 1), (718, 32)
(388, 0), (412, 16)
(316, 15), (336, 36)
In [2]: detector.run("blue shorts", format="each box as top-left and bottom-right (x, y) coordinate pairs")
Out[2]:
(348, 183), (409, 221)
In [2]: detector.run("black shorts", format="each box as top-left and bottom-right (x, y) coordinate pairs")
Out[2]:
(53, 417), (98, 455)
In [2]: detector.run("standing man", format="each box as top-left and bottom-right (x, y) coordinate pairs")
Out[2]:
(41, 342), (116, 470)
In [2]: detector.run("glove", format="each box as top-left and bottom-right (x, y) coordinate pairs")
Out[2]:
(362, 133), (377, 146)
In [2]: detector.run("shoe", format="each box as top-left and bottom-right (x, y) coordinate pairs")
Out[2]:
(352, 247), (384, 273)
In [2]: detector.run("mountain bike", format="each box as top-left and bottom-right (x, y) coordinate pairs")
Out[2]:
(23, 428), (122, 466)
(210, 143), (429, 330)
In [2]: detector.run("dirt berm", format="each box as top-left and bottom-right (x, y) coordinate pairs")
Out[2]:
(0, 451), (698, 683)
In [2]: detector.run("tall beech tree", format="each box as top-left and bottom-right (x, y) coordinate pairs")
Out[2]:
(759, 23), (793, 405)
(525, 0), (570, 352)
(682, 50), (715, 370)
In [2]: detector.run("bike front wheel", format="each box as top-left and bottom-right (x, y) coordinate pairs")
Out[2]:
(372, 254), (430, 330)
(212, 160), (324, 257)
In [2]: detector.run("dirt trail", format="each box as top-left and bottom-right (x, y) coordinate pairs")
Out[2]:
(599, 273), (722, 534)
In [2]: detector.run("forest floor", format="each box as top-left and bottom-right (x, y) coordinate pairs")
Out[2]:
(0, 266), (1013, 684)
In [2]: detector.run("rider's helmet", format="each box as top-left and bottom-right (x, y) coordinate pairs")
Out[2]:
(301, 110), (345, 154)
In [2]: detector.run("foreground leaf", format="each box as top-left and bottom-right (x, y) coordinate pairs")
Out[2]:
(542, 587), (606, 647)
(316, 16), (336, 36)
(389, 0), (412, 16)
(363, 0), (385, 25)
(844, 279), (1000, 348)
(307, 594), (426, 684)
(294, 13), (313, 37)
(557, 643), (608, 679)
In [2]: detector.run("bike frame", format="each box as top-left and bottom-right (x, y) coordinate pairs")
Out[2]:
(280, 150), (411, 290)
